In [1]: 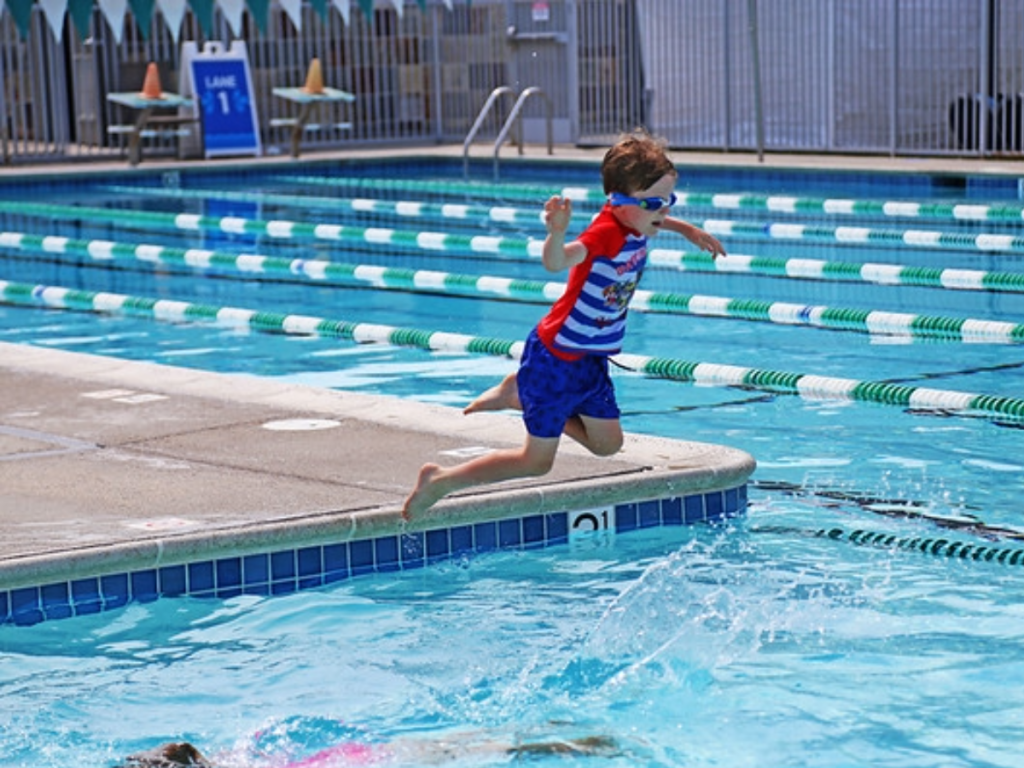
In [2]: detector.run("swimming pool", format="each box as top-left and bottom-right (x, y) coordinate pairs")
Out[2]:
(1, 156), (1023, 767)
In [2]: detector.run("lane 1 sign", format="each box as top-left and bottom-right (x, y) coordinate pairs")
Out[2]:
(181, 41), (262, 158)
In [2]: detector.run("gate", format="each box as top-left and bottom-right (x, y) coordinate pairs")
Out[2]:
(504, 0), (573, 143)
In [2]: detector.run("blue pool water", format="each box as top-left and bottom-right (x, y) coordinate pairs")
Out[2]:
(1, 157), (1024, 767)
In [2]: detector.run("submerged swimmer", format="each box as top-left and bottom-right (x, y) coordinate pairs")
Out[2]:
(114, 732), (622, 767)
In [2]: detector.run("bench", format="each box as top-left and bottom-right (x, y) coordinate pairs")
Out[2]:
(108, 115), (198, 140)
(269, 118), (354, 131)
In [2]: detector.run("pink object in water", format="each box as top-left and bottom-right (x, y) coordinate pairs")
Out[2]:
(282, 741), (384, 768)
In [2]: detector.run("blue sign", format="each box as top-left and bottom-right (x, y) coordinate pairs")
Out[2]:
(190, 55), (261, 158)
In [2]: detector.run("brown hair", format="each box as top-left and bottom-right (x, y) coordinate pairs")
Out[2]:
(600, 128), (676, 195)
(115, 742), (213, 768)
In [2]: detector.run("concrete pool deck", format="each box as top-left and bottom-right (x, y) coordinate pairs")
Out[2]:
(0, 342), (755, 592)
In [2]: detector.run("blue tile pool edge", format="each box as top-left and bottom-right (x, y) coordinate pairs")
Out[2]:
(0, 484), (747, 627)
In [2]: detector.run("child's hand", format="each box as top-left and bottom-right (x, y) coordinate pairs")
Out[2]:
(544, 196), (572, 235)
(692, 229), (726, 259)
(664, 218), (727, 259)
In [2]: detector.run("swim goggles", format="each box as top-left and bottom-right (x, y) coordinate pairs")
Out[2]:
(608, 192), (677, 211)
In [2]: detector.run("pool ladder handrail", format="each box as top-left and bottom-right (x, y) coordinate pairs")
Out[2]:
(462, 86), (553, 180)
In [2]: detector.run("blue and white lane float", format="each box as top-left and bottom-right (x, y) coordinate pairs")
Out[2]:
(2, 277), (1023, 423)
(1, 228), (1022, 343)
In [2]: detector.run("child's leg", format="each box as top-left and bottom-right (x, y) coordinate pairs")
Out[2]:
(465, 373), (622, 457)
(563, 414), (623, 457)
(463, 371), (521, 414)
(403, 434), (560, 519)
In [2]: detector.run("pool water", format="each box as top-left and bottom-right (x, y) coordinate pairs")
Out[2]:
(3, 520), (1024, 767)
(1, 159), (1023, 767)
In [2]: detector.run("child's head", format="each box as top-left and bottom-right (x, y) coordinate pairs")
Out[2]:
(600, 128), (677, 196)
(115, 742), (213, 768)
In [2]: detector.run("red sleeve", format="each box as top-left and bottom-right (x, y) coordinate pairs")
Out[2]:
(576, 207), (628, 259)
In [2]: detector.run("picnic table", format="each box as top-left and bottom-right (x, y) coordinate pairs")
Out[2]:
(107, 91), (195, 165)
(271, 86), (355, 158)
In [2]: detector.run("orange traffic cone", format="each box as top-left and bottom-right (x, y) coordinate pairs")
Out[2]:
(140, 62), (163, 99)
(302, 58), (325, 95)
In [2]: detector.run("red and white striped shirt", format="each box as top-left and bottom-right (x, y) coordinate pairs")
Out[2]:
(536, 205), (647, 360)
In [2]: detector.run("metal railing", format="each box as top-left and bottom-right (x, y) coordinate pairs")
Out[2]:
(491, 87), (553, 179)
(462, 86), (517, 178)
(3, 0), (1024, 167)
(462, 86), (552, 179)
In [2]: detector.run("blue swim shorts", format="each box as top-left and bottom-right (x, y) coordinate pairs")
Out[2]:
(517, 328), (620, 439)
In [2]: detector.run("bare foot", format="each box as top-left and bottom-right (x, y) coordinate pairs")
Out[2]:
(464, 372), (521, 415)
(402, 463), (446, 520)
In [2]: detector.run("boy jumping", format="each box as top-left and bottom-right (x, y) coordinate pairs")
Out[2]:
(403, 130), (725, 518)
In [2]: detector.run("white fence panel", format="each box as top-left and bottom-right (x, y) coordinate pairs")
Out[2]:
(1, 0), (1022, 165)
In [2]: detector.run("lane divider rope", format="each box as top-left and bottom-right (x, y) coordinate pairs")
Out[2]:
(753, 525), (1024, 566)
(279, 174), (1024, 224)
(3, 229), (1022, 343)
(2, 277), (1022, 423)
(101, 184), (1024, 254)
(651, 249), (1024, 294)
(6, 199), (1024, 296)
(610, 352), (1024, 420)
(278, 173), (563, 202)
(95, 185), (546, 226)
(273, 177), (1024, 252)
(74, 193), (548, 260)
(677, 192), (1024, 224)
(697, 217), (1024, 254)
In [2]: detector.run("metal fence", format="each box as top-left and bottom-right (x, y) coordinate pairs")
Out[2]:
(2, 0), (1023, 166)
(638, 0), (1024, 156)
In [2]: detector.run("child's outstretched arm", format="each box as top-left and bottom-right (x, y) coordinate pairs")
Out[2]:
(542, 196), (589, 272)
(663, 216), (726, 259)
